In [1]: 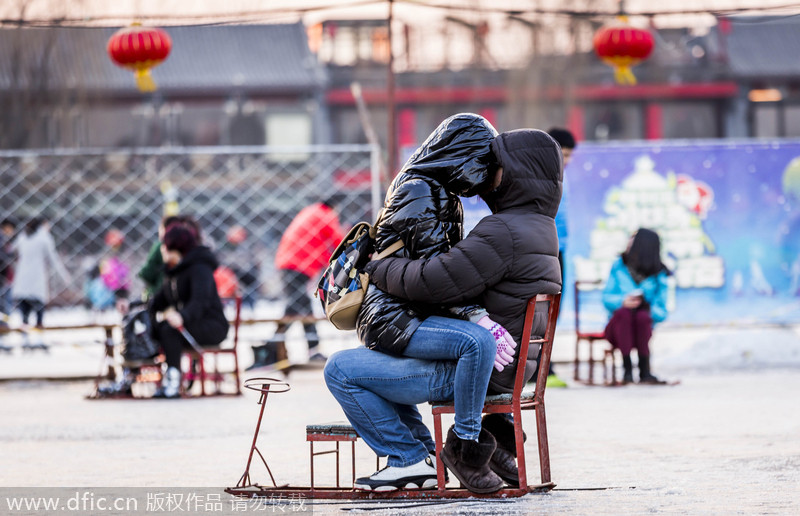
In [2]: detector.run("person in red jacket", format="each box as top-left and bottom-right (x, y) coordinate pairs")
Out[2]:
(248, 200), (344, 370)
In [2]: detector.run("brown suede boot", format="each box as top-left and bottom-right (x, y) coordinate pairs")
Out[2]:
(440, 425), (504, 494)
(482, 414), (525, 487)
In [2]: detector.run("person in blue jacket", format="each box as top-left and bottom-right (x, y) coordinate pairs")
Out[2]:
(602, 228), (670, 384)
(547, 127), (575, 388)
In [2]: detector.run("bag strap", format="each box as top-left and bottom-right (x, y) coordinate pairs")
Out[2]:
(368, 207), (385, 239)
(372, 239), (404, 261)
(367, 207), (404, 260)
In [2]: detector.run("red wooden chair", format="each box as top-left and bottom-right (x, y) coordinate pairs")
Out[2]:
(430, 292), (562, 494)
(183, 295), (243, 396)
(573, 280), (617, 385)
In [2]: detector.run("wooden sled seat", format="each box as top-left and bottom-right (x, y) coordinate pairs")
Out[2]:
(306, 421), (365, 489)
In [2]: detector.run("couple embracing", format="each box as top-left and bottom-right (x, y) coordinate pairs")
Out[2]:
(324, 113), (563, 493)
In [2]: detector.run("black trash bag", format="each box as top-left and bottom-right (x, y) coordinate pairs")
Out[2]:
(120, 307), (159, 361)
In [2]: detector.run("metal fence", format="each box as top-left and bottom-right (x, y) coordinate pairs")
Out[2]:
(0, 145), (380, 316)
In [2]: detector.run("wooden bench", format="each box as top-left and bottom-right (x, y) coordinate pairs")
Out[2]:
(87, 297), (243, 398)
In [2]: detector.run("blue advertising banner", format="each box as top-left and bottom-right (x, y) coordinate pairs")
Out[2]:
(566, 140), (800, 326)
(463, 139), (800, 327)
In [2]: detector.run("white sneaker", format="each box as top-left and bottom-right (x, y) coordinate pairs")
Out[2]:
(154, 367), (181, 398)
(354, 456), (437, 491)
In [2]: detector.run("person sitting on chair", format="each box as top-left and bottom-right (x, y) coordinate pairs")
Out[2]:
(326, 114), (510, 493)
(324, 127), (562, 492)
(149, 222), (229, 398)
(602, 227), (670, 384)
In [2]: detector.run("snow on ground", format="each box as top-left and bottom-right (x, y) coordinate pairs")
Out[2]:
(2, 302), (799, 513)
(1, 367), (799, 514)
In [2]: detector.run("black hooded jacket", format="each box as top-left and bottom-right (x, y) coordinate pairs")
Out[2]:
(149, 245), (229, 346)
(356, 113), (499, 354)
(365, 129), (563, 392)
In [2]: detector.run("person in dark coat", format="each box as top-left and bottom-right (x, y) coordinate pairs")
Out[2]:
(324, 124), (562, 493)
(149, 222), (229, 398)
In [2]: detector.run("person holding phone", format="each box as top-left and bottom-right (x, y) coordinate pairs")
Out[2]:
(602, 228), (670, 384)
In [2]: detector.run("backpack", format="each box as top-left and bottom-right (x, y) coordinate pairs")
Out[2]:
(316, 222), (403, 331)
(120, 307), (160, 361)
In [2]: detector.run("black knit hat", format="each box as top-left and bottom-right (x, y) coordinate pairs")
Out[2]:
(546, 127), (576, 149)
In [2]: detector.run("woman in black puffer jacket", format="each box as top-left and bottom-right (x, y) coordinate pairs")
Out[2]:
(357, 113), (501, 353)
(149, 222), (229, 398)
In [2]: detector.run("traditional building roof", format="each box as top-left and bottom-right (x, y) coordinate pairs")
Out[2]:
(0, 23), (326, 95)
(725, 16), (800, 79)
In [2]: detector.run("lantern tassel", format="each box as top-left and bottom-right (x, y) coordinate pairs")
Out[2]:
(613, 65), (638, 85)
(134, 69), (157, 92)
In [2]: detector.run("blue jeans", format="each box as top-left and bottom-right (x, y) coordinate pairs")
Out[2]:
(324, 316), (495, 467)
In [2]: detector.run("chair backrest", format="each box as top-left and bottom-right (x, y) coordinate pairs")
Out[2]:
(574, 280), (604, 336)
(513, 293), (562, 402)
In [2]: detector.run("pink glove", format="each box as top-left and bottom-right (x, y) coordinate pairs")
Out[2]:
(477, 316), (518, 372)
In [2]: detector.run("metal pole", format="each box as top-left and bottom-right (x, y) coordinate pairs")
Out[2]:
(387, 0), (397, 176)
(370, 144), (382, 219)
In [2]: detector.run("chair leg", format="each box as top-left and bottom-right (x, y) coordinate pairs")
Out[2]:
(351, 441), (356, 488)
(574, 338), (580, 382)
(199, 355), (207, 397)
(535, 402), (551, 484)
(213, 353), (220, 394)
(514, 408), (529, 489)
(233, 350), (242, 395)
(607, 348), (617, 385)
(335, 441), (340, 488)
(433, 412), (446, 493)
(309, 441), (315, 490)
(588, 340), (595, 385)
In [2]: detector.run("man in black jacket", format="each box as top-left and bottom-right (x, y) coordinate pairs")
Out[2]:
(324, 128), (562, 491)
(367, 128), (562, 390)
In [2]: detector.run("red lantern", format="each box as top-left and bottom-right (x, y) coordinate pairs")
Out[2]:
(107, 24), (172, 92)
(593, 19), (654, 85)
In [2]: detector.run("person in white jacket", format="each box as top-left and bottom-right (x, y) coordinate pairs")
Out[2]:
(10, 219), (71, 347)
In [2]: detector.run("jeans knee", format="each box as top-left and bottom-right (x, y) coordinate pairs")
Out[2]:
(635, 309), (653, 325)
(323, 351), (344, 389)
(473, 327), (497, 361)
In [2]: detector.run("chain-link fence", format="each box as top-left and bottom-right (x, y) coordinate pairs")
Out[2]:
(0, 144), (380, 320)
